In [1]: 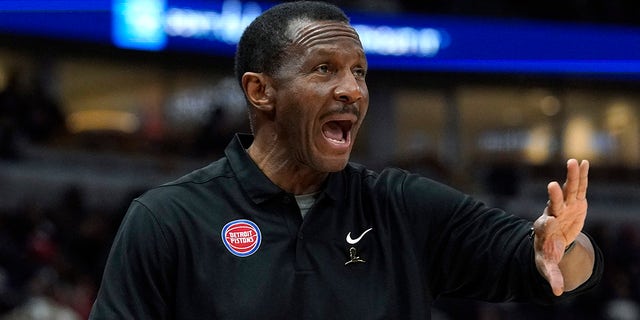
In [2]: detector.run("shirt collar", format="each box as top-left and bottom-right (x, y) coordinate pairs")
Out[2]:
(324, 170), (345, 202)
(225, 133), (283, 204)
(224, 133), (346, 204)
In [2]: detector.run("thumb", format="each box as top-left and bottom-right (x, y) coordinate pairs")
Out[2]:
(543, 259), (565, 296)
(536, 238), (566, 296)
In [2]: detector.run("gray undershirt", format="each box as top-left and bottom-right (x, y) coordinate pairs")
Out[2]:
(294, 192), (319, 218)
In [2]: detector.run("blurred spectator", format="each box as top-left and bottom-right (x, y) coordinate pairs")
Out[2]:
(0, 267), (81, 320)
(0, 65), (67, 160)
(193, 105), (236, 158)
(483, 161), (522, 209)
(604, 273), (640, 320)
(22, 69), (67, 144)
(0, 71), (25, 159)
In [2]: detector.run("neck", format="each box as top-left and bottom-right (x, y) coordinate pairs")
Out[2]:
(247, 136), (328, 195)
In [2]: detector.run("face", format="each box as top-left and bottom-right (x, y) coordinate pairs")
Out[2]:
(270, 20), (369, 173)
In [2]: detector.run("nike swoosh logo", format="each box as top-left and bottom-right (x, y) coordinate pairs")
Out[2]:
(346, 227), (373, 245)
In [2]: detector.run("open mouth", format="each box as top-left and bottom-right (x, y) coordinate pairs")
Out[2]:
(322, 120), (353, 144)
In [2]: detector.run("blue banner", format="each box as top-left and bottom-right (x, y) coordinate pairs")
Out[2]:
(1, 0), (639, 78)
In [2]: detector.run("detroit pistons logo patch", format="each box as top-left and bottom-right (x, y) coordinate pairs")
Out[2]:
(221, 219), (262, 257)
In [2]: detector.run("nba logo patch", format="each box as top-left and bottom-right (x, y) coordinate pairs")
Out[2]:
(221, 219), (262, 257)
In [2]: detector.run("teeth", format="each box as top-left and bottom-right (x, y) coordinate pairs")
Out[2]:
(327, 137), (346, 144)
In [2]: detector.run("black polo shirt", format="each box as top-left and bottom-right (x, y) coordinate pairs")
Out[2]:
(90, 134), (603, 319)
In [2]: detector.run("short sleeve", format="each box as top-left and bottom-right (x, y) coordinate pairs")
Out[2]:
(89, 200), (175, 319)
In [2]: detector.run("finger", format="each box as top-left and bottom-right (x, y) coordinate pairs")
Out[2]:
(533, 221), (565, 296)
(576, 160), (589, 201)
(563, 159), (580, 203)
(540, 238), (566, 296)
(544, 261), (565, 296)
(547, 181), (564, 217)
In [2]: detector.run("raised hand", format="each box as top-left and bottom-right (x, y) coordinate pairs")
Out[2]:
(532, 159), (590, 296)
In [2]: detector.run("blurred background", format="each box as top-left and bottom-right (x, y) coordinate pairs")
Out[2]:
(0, 0), (638, 319)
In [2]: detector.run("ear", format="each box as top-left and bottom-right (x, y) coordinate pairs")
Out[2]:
(241, 72), (275, 112)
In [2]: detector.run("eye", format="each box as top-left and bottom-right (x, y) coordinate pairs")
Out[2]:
(353, 67), (367, 79)
(315, 64), (330, 74)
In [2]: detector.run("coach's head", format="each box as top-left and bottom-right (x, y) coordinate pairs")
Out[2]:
(235, 1), (369, 176)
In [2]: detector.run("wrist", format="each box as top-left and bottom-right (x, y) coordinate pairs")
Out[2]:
(528, 227), (576, 256)
(564, 240), (576, 255)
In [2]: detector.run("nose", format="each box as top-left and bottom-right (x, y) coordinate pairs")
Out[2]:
(334, 71), (364, 104)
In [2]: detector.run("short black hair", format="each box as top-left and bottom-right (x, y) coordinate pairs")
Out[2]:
(234, 1), (349, 87)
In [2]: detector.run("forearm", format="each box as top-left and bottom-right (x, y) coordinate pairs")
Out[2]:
(558, 232), (595, 291)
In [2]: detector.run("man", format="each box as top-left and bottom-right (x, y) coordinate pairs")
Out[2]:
(89, 1), (603, 319)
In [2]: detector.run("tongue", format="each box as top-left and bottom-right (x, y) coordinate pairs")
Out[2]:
(322, 121), (343, 141)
